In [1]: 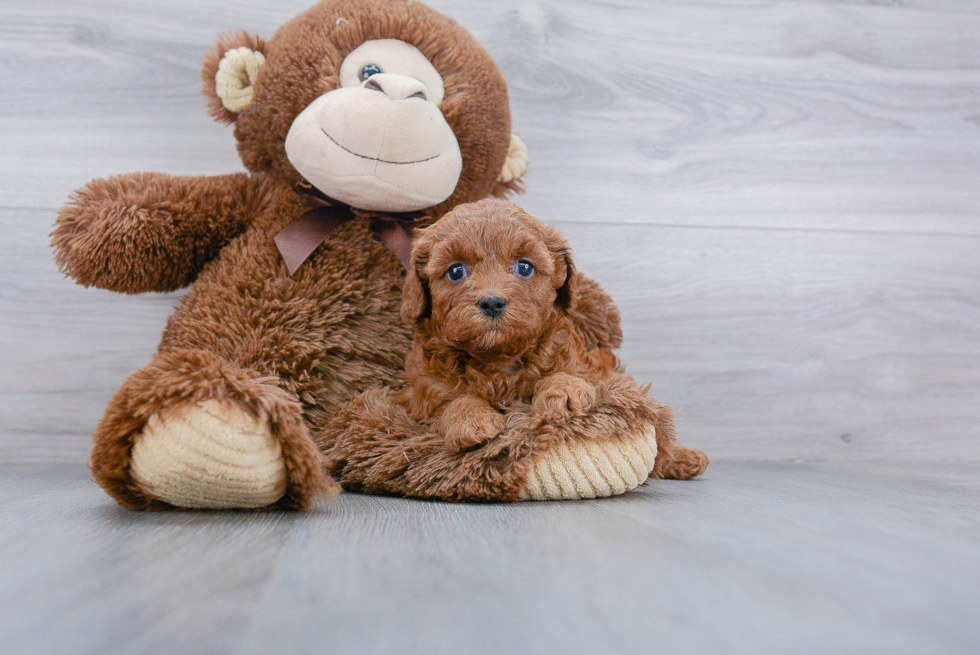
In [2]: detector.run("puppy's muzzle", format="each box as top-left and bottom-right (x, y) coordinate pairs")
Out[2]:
(478, 294), (507, 318)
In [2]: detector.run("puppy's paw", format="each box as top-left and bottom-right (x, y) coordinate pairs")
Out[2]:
(443, 410), (507, 452)
(532, 373), (598, 421)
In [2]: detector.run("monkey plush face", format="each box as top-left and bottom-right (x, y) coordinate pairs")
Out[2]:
(285, 39), (463, 212)
(201, 0), (528, 215)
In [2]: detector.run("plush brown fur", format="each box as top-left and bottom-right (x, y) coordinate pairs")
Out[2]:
(319, 201), (707, 501)
(53, 172), (275, 293)
(52, 0), (625, 509)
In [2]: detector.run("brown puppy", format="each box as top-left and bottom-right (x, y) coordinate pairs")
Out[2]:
(398, 199), (707, 478)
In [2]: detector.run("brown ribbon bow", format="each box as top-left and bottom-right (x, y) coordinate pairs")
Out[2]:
(274, 180), (426, 275)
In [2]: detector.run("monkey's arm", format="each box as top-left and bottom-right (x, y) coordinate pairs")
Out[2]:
(52, 172), (274, 293)
(569, 273), (623, 351)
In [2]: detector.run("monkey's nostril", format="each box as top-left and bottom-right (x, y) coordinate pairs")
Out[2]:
(478, 295), (507, 318)
(360, 74), (429, 101)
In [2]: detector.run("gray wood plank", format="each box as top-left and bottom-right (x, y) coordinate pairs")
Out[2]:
(0, 469), (299, 655)
(561, 221), (980, 461)
(0, 463), (83, 504)
(1, 0), (977, 234)
(0, 462), (977, 654)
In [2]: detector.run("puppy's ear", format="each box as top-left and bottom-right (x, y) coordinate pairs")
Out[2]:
(401, 267), (431, 323)
(555, 252), (578, 312)
(401, 229), (435, 323)
(543, 226), (578, 312)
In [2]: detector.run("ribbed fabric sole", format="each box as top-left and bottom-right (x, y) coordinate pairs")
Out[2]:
(518, 426), (657, 501)
(130, 400), (288, 509)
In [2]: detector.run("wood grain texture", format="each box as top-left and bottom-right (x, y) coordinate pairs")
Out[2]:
(1, 462), (977, 654)
(1, 0), (979, 462)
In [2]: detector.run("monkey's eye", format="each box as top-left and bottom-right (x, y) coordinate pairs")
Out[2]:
(513, 260), (535, 279)
(359, 64), (382, 82)
(446, 263), (468, 282)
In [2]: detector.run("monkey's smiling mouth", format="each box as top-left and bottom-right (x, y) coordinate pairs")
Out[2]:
(321, 129), (441, 165)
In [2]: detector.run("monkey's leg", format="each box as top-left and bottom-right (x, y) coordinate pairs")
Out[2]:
(321, 376), (707, 503)
(91, 349), (335, 510)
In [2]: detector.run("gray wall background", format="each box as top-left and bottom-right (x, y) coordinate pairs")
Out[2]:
(2, 0), (978, 463)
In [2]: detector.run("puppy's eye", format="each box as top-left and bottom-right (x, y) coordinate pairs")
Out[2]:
(513, 260), (535, 279)
(359, 64), (382, 82)
(446, 263), (468, 282)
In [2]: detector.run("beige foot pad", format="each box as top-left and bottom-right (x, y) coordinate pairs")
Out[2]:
(518, 426), (657, 501)
(130, 399), (288, 509)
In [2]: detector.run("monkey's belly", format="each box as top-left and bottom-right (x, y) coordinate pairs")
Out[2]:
(156, 218), (412, 424)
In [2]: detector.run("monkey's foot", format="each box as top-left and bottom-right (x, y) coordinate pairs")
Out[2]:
(518, 425), (657, 501)
(130, 400), (288, 509)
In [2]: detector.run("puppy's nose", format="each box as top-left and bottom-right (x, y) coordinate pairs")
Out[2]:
(478, 295), (507, 318)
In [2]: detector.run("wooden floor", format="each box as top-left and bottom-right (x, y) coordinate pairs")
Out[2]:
(2, 1), (979, 652)
(0, 462), (977, 654)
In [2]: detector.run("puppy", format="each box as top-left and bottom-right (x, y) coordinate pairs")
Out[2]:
(398, 199), (705, 479)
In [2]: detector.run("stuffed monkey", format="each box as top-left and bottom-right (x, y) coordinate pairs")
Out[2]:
(52, 0), (702, 510)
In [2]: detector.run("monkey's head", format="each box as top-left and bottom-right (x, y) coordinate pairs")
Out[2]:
(201, 0), (527, 216)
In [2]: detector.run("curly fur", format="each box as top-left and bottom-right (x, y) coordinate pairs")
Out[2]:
(319, 201), (707, 501)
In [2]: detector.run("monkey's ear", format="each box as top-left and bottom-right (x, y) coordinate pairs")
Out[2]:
(491, 134), (528, 198)
(202, 31), (267, 124)
(401, 230), (436, 323)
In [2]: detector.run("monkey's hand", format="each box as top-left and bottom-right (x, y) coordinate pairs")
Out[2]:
(53, 172), (270, 293)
